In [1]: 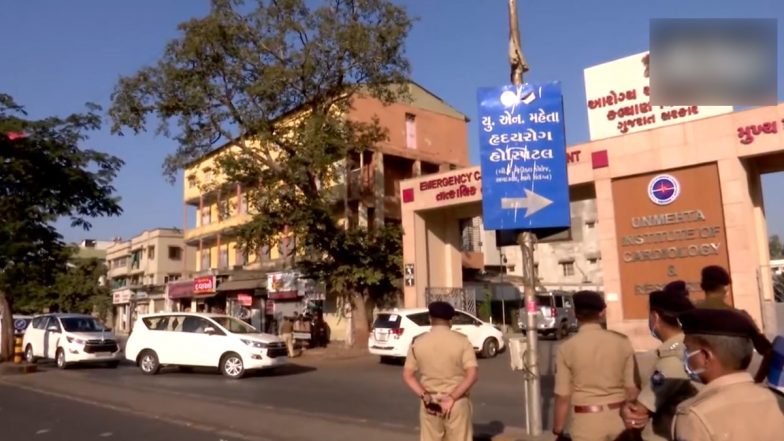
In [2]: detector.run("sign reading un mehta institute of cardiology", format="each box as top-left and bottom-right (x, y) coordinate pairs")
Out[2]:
(478, 82), (571, 231)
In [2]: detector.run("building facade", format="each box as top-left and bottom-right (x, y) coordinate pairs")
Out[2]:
(106, 228), (195, 333)
(177, 82), (470, 339)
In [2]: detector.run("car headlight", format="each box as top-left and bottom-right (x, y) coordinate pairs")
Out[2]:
(241, 339), (269, 349)
(66, 336), (85, 345)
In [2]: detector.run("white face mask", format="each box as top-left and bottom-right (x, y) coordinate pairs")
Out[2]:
(683, 349), (705, 383)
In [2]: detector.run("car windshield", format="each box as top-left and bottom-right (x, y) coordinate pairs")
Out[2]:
(60, 317), (107, 333)
(212, 316), (257, 334)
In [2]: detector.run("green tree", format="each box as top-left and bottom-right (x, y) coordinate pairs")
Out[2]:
(109, 0), (412, 345)
(769, 234), (783, 259)
(54, 251), (111, 317)
(0, 94), (122, 361)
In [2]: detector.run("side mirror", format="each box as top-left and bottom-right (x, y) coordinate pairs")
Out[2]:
(204, 326), (217, 335)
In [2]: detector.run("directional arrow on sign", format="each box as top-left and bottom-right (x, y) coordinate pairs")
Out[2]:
(500, 189), (554, 218)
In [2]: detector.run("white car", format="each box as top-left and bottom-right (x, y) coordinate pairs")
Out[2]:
(368, 308), (506, 362)
(23, 313), (121, 369)
(125, 313), (288, 379)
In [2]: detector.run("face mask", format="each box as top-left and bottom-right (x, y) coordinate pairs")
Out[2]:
(683, 349), (705, 383)
(648, 316), (660, 340)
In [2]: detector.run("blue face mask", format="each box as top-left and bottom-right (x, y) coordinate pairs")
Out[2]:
(683, 349), (705, 383)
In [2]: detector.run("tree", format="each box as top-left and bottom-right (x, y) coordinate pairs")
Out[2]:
(109, 0), (412, 345)
(769, 234), (783, 259)
(0, 94), (123, 361)
(54, 251), (112, 318)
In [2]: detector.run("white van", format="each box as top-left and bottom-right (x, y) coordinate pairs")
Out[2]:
(125, 313), (288, 379)
(23, 313), (121, 369)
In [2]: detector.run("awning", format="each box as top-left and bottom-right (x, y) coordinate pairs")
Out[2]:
(558, 256), (576, 264)
(584, 250), (601, 260)
(217, 278), (267, 292)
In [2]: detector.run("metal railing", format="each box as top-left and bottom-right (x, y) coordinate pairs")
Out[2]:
(425, 287), (478, 316)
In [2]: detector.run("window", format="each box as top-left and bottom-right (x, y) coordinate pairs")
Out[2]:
(218, 200), (230, 221)
(555, 296), (565, 308)
(168, 246), (182, 261)
(142, 316), (169, 331)
(187, 176), (196, 188)
(219, 246), (229, 268)
(372, 314), (402, 329)
(181, 316), (221, 334)
(405, 113), (417, 149)
(235, 247), (245, 266)
(147, 246), (155, 260)
(32, 316), (46, 330)
(200, 249), (211, 270)
(201, 207), (211, 226)
(203, 168), (214, 183)
(131, 250), (141, 269)
(407, 312), (431, 327)
(562, 262), (575, 276)
(452, 312), (478, 326)
(278, 236), (294, 258)
(586, 221), (596, 229)
(588, 258), (599, 265)
(44, 316), (61, 332)
(164, 274), (181, 283)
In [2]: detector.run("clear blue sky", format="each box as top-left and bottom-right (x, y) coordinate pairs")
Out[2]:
(1, 0), (782, 242)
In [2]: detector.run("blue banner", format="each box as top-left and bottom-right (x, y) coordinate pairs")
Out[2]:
(478, 82), (571, 231)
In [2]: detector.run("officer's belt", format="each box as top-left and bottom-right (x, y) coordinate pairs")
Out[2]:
(573, 401), (625, 413)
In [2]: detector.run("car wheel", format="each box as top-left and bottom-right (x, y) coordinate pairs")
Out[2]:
(555, 322), (569, 340)
(482, 338), (500, 358)
(24, 345), (36, 364)
(138, 350), (160, 375)
(55, 348), (69, 369)
(106, 361), (119, 369)
(220, 352), (245, 379)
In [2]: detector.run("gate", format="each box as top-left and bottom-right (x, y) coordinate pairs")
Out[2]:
(425, 287), (478, 316)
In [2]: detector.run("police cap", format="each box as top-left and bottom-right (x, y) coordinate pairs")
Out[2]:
(678, 308), (757, 338)
(701, 265), (731, 287)
(428, 301), (455, 320)
(663, 280), (689, 297)
(573, 291), (606, 314)
(650, 290), (695, 315)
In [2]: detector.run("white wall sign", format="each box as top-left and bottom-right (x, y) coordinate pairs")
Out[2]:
(583, 51), (733, 141)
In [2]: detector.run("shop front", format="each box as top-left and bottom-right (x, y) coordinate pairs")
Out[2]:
(166, 276), (217, 312)
(112, 289), (132, 333)
(217, 277), (267, 331)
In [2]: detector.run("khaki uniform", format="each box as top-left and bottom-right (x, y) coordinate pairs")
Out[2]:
(636, 334), (700, 441)
(672, 372), (784, 441)
(280, 319), (295, 357)
(555, 323), (637, 441)
(404, 326), (478, 441)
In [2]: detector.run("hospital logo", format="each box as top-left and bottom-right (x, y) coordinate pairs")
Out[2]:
(648, 174), (680, 205)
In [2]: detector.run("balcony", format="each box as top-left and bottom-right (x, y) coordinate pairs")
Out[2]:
(185, 213), (253, 243)
(461, 251), (484, 270)
(347, 165), (375, 201)
(107, 266), (130, 278)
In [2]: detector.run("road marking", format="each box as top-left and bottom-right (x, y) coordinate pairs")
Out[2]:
(35, 429), (50, 435)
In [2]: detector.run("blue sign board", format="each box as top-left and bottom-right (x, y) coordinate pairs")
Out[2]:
(478, 82), (571, 231)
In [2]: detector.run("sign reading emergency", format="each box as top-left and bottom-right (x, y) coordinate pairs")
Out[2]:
(584, 51), (733, 140)
(477, 82), (571, 231)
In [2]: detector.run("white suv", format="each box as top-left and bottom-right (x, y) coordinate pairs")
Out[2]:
(23, 313), (121, 369)
(368, 308), (505, 362)
(125, 313), (288, 379)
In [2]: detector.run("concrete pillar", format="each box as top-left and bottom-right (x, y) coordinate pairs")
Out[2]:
(748, 162), (777, 333)
(413, 159), (422, 177)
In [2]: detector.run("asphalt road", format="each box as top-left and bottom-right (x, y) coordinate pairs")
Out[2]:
(30, 339), (560, 431)
(0, 384), (241, 441)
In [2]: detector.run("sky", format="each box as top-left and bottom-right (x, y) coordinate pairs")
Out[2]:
(1, 0), (782, 243)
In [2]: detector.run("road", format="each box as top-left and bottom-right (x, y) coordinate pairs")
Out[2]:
(22, 339), (560, 431)
(0, 384), (241, 441)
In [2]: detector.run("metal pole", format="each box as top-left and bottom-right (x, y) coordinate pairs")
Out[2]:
(507, 0), (542, 436)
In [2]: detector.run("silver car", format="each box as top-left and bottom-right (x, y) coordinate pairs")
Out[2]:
(518, 291), (578, 340)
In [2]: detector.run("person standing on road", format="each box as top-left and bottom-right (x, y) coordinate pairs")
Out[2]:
(280, 316), (295, 358)
(672, 308), (784, 441)
(402, 301), (478, 441)
(552, 291), (638, 441)
(621, 290), (699, 441)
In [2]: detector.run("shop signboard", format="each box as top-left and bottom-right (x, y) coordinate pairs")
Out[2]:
(268, 271), (300, 300)
(112, 289), (132, 305)
(193, 276), (216, 295)
(167, 279), (194, 299)
(477, 81), (571, 233)
(237, 293), (254, 306)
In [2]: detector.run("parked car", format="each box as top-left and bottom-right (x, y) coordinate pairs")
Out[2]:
(125, 313), (288, 379)
(368, 308), (506, 362)
(23, 313), (121, 369)
(517, 291), (578, 339)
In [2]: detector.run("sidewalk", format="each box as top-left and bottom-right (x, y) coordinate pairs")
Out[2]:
(0, 370), (553, 441)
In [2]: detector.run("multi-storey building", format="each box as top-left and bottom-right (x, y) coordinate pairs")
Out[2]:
(106, 228), (195, 333)
(175, 82), (470, 338)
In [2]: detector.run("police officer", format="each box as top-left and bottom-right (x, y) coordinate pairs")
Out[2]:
(696, 265), (732, 309)
(672, 308), (784, 441)
(621, 290), (699, 441)
(552, 291), (638, 441)
(402, 301), (478, 441)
